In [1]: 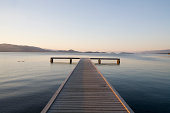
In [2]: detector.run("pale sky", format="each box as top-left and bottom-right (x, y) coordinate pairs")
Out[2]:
(0, 0), (170, 52)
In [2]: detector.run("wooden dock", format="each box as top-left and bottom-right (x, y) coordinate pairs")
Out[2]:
(50, 57), (120, 64)
(42, 58), (133, 113)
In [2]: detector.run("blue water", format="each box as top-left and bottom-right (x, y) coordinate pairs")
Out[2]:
(0, 52), (170, 113)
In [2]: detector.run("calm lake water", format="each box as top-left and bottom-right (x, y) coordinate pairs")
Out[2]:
(0, 52), (170, 113)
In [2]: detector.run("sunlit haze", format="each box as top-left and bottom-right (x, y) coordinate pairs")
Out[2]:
(0, 0), (170, 52)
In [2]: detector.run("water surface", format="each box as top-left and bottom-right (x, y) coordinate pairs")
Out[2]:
(0, 52), (170, 113)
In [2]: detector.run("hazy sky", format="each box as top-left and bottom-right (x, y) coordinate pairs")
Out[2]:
(0, 0), (170, 52)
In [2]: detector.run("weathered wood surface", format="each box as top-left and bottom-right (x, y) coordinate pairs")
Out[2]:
(42, 58), (133, 113)
(51, 57), (120, 60)
(90, 58), (120, 60)
(50, 57), (120, 64)
(51, 57), (80, 59)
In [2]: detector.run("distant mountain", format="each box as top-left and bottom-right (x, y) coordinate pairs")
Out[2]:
(57, 49), (80, 53)
(4, 43), (168, 54)
(119, 52), (134, 54)
(0, 43), (107, 53)
(0, 44), (54, 52)
(84, 51), (106, 53)
(141, 49), (170, 54)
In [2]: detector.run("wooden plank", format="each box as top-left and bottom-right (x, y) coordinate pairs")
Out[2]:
(42, 58), (133, 113)
(51, 57), (80, 59)
(47, 109), (128, 113)
(51, 57), (119, 60)
(90, 58), (120, 60)
(48, 110), (128, 113)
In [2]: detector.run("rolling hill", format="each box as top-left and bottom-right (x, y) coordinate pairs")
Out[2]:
(0, 44), (53, 52)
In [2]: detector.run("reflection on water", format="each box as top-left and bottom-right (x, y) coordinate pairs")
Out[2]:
(97, 55), (170, 113)
(0, 52), (170, 113)
(0, 52), (76, 113)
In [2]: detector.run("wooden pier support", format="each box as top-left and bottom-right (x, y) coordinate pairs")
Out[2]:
(98, 59), (101, 64)
(70, 59), (72, 64)
(117, 59), (120, 65)
(50, 58), (53, 63)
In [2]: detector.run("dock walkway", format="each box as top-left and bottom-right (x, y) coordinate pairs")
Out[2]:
(42, 58), (133, 113)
